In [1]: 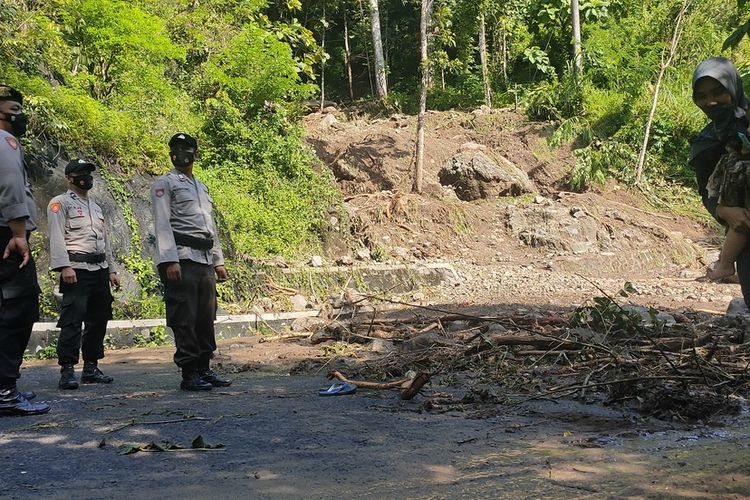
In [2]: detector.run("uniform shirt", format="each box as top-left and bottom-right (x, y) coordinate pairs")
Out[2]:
(0, 129), (37, 231)
(47, 190), (115, 272)
(150, 169), (224, 267)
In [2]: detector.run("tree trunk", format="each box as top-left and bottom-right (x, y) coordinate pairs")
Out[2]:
(357, 0), (375, 97)
(414, 0), (434, 194)
(320, 1), (326, 111)
(368, 0), (388, 99)
(479, 13), (492, 108)
(571, 0), (583, 77)
(343, 10), (354, 101)
(635, 1), (690, 184)
(501, 28), (508, 84)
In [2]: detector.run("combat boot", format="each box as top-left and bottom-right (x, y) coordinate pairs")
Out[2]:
(81, 361), (113, 384)
(199, 368), (232, 387)
(58, 364), (79, 390)
(0, 387), (50, 416)
(180, 368), (212, 391)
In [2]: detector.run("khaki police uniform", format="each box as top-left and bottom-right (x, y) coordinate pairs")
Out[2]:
(47, 190), (115, 367)
(0, 128), (40, 388)
(151, 169), (224, 371)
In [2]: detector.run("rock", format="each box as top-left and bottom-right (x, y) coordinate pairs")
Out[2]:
(459, 141), (486, 151)
(402, 331), (454, 351)
(322, 105), (338, 114)
(320, 113), (338, 127)
(726, 297), (749, 316)
(534, 195), (548, 204)
(356, 248), (371, 261)
(290, 294), (308, 311)
(392, 246), (410, 259)
(291, 317), (326, 332)
(310, 255), (324, 267)
(335, 255), (354, 266)
(485, 323), (507, 334)
(371, 339), (396, 353)
(438, 151), (535, 201)
(621, 305), (676, 327)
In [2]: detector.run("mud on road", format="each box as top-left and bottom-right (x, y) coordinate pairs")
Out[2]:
(2, 339), (749, 499)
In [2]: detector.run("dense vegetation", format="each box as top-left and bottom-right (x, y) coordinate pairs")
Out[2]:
(2, 0), (750, 315)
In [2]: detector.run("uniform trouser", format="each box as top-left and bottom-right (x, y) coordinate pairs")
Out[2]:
(56, 268), (113, 366)
(0, 229), (39, 389)
(159, 260), (217, 369)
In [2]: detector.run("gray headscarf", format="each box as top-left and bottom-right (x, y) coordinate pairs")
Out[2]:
(690, 57), (749, 161)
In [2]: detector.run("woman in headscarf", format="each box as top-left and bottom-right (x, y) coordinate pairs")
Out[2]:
(690, 57), (750, 297)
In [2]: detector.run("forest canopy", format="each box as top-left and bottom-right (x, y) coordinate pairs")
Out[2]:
(2, 0), (750, 258)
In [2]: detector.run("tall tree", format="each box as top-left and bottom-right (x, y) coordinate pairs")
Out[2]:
(479, 11), (492, 107)
(414, 0), (434, 194)
(368, 0), (388, 99)
(571, 0), (583, 76)
(343, 7), (355, 100)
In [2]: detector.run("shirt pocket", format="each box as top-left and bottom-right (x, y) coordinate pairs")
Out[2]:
(67, 209), (86, 230)
(172, 187), (195, 209)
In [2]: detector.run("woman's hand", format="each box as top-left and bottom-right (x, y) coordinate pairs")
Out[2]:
(717, 205), (750, 231)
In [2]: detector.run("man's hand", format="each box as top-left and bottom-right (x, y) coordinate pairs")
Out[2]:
(3, 235), (29, 268)
(109, 272), (121, 291)
(61, 266), (77, 285)
(717, 205), (750, 231)
(215, 265), (229, 282)
(165, 262), (181, 282)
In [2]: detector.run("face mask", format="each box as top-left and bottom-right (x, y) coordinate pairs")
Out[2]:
(71, 174), (93, 191)
(2, 112), (27, 137)
(704, 103), (735, 123)
(171, 151), (195, 169)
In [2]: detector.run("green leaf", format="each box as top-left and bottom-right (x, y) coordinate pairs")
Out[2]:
(191, 435), (225, 449)
(723, 21), (750, 51)
(116, 444), (140, 455)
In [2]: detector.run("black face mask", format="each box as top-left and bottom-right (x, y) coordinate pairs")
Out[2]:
(71, 174), (93, 191)
(704, 103), (735, 122)
(171, 151), (195, 169)
(2, 112), (27, 137)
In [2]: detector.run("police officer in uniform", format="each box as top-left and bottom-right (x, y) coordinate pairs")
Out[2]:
(151, 133), (231, 391)
(48, 159), (120, 389)
(0, 85), (50, 416)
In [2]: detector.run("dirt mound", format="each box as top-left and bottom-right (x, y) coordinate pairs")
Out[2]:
(304, 107), (711, 280)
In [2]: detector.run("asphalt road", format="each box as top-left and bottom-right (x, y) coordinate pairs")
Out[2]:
(1, 344), (749, 499)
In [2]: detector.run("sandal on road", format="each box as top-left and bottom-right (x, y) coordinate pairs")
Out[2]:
(318, 381), (357, 396)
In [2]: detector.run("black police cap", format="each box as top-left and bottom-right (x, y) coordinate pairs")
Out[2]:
(168, 133), (197, 149)
(0, 85), (22, 104)
(65, 158), (96, 175)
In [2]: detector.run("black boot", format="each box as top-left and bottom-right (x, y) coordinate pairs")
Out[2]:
(180, 368), (212, 391)
(58, 365), (79, 390)
(81, 361), (113, 384)
(199, 368), (232, 387)
(0, 387), (50, 416)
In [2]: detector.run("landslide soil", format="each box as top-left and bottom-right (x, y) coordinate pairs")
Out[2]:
(305, 107), (731, 314)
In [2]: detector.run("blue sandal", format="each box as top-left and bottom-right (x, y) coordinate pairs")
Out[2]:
(318, 381), (357, 396)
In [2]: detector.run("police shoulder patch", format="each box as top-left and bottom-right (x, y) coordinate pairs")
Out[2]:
(49, 201), (61, 213)
(5, 136), (18, 150)
(155, 188), (165, 198)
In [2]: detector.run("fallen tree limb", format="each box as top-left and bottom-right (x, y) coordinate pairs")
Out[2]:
(327, 370), (431, 400)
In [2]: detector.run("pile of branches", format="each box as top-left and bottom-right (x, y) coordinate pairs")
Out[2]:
(312, 289), (750, 420)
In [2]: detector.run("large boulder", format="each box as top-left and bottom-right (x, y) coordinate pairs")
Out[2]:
(438, 150), (535, 201)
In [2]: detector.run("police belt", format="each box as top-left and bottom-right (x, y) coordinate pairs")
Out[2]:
(173, 232), (214, 250)
(67, 252), (106, 264)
